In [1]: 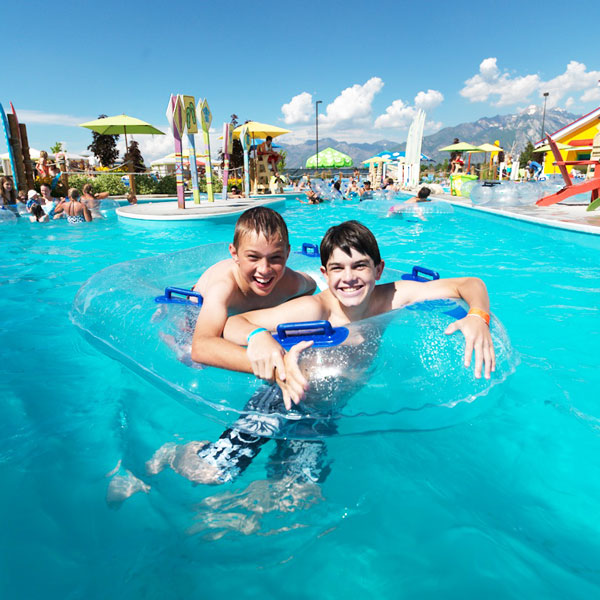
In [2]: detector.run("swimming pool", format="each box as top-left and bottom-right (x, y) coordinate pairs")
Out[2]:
(2, 197), (600, 599)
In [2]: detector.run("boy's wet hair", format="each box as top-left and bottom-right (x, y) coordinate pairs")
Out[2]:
(320, 220), (381, 267)
(418, 187), (431, 199)
(233, 207), (289, 248)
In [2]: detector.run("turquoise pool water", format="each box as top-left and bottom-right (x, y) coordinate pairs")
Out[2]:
(2, 197), (600, 599)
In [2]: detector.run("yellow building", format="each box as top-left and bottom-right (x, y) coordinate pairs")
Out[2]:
(535, 105), (600, 174)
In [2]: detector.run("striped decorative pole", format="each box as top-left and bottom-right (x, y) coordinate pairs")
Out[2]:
(166, 94), (186, 209)
(198, 98), (214, 203)
(240, 124), (251, 198)
(182, 95), (201, 204)
(222, 122), (233, 199)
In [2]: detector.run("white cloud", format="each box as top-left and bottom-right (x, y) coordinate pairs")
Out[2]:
(581, 86), (600, 103)
(565, 97), (575, 109)
(281, 92), (313, 124)
(425, 120), (443, 134)
(116, 127), (223, 163)
(16, 109), (93, 127)
(374, 99), (416, 129)
(414, 89), (444, 111)
(280, 78), (441, 143)
(461, 58), (600, 108)
(320, 77), (384, 127)
(374, 89), (443, 129)
(543, 61), (600, 107)
(460, 58), (539, 106)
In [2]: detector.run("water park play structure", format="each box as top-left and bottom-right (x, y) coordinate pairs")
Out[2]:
(0, 101), (37, 191)
(71, 242), (516, 435)
(535, 133), (600, 210)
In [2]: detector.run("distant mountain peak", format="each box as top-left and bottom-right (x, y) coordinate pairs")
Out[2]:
(280, 107), (579, 167)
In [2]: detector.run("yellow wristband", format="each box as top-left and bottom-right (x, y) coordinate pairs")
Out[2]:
(467, 308), (490, 327)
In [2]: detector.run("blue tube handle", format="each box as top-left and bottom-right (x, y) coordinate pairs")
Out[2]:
(301, 242), (320, 257)
(276, 320), (332, 339)
(154, 286), (204, 305)
(411, 266), (439, 281)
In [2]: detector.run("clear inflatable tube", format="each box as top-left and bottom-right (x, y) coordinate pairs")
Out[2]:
(0, 207), (17, 223)
(71, 243), (517, 437)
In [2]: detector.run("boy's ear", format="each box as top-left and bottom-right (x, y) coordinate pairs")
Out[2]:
(229, 243), (239, 263)
(375, 260), (385, 280)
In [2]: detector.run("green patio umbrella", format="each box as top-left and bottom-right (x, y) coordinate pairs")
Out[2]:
(306, 147), (353, 168)
(80, 114), (164, 194)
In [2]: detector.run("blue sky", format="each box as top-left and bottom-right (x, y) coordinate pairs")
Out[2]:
(2, 0), (599, 161)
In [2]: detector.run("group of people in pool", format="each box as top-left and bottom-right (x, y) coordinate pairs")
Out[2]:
(147, 206), (496, 487)
(0, 177), (138, 223)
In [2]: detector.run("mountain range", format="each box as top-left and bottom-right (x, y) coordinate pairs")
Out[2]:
(280, 107), (578, 167)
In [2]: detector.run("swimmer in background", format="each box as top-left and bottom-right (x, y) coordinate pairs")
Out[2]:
(82, 183), (110, 218)
(126, 192), (138, 205)
(229, 185), (244, 198)
(300, 182), (323, 204)
(358, 180), (373, 200)
(387, 187), (431, 221)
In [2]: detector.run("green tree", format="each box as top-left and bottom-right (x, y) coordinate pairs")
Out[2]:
(122, 140), (146, 172)
(87, 114), (120, 167)
(50, 141), (63, 153)
(218, 114), (244, 171)
(519, 141), (535, 168)
(276, 149), (287, 172)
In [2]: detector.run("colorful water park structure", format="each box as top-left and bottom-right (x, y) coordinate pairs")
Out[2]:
(534, 105), (600, 175)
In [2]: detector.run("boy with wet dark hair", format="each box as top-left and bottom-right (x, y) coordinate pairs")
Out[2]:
(405, 186), (432, 204)
(225, 220), (495, 407)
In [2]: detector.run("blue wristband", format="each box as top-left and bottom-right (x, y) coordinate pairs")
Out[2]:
(246, 327), (268, 345)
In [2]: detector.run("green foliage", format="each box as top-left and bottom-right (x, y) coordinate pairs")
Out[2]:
(123, 140), (146, 172)
(87, 114), (120, 167)
(50, 141), (63, 153)
(276, 150), (287, 172)
(134, 174), (159, 194)
(519, 141), (535, 168)
(155, 175), (176, 194)
(65, 174), (94, 193)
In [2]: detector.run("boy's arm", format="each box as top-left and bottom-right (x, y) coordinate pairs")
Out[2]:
(392, 277), (495, 379)
(190, 282), (254, 372)
(223, 295), (326, 400)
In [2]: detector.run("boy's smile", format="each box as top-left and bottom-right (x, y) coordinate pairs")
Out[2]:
(322, 247), (383, 308)
(230, 232), (289, 296)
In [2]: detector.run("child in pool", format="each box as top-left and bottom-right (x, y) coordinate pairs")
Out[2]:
(225, 219), (495, 408)
(387, 186), (431, 220)
(148, 221), (495, 485)
(188, 207), (317, 371)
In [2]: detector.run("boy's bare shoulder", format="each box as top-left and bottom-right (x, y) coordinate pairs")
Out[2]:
(194, 259), (237, 296)
(281, 266), (317, 296)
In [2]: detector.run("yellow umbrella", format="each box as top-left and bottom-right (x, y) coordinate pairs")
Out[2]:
(232, 121), (290, 139)
(362, 156), (388, 165)
(477, 143), (504, 153)
(534, 141), (575, 152)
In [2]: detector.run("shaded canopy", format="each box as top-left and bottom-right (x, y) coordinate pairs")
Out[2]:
(306, 147), (353, 168)
(231, 121), (290, 139)
(438, 142), (482, 152)
(79, 114), (164, 136)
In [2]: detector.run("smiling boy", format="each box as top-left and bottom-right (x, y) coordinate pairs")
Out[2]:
(224, 220), (496, 408)
(189, 207), (316, 371)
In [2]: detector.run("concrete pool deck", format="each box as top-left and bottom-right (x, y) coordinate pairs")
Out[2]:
(435, 194), (600, 236)
(116, 195), (287, 221)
